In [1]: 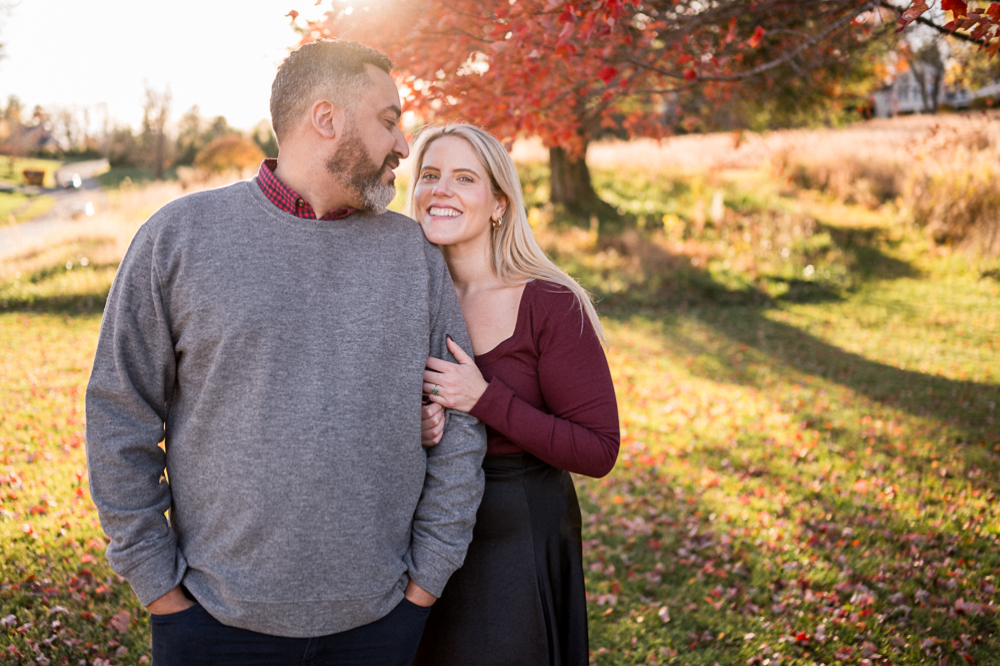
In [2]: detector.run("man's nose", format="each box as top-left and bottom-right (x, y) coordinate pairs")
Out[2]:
(394, 126), (410, 159)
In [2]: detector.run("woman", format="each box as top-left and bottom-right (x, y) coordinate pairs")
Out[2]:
(407, 124), (620, 666)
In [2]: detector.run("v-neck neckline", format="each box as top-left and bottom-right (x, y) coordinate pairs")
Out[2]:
(473, 280), (534, 366)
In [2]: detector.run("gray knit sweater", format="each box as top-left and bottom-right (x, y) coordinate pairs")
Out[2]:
(85, 179), (486, 638)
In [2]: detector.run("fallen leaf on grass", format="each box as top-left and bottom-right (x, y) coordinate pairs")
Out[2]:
(657, 606), (670, 623)
(109, 610), (130, 634)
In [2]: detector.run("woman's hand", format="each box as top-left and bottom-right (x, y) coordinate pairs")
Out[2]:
(421, 401), (445, 447)
(423, 337), (489, 413)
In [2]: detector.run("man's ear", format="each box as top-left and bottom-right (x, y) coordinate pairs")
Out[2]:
(309, 100), (346, 140)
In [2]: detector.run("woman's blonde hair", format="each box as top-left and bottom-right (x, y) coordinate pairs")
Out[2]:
(405, 124), (605, 343)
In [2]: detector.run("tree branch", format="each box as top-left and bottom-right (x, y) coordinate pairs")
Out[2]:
(877, 0), (986, 44)
(624, 7), (865, 84)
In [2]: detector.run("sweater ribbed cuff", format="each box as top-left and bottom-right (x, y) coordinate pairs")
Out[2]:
(113, 543), (188, 607)
(405, 542), (462, 599)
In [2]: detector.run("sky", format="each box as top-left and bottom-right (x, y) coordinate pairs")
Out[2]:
(0, 0), (333, 131)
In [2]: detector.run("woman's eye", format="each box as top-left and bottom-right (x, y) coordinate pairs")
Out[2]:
(421, 173), (438, 181)
(458, 176), (473, 183)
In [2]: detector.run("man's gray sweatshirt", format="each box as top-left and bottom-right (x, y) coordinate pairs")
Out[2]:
(84, 179), (487, 638)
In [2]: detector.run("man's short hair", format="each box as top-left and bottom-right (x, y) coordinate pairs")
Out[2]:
(270, 39), (393, 143)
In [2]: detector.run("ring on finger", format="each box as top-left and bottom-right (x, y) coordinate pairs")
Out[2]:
(431, 386), (440, 395)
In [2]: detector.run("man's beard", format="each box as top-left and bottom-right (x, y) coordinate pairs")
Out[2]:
(325, 127), (398, 214)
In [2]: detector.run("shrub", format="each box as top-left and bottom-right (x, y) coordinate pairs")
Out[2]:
(773, 112), (1000, 255)
(906, 128), (1000, 255)
(769, 130), (906, 208)
(193, 134), (264, 176)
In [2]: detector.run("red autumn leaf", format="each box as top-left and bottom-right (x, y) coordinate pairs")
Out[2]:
(898, 2), (930, 29)
(748, 25), (765, 48)
(942, 0), (968, 18)
(287, 9), (299, 20)
(988, 3), (1000, 21)
(597, 65), (617, 84)
(971, 22), (992, 40)
(725, 16), (738, 43)
(109, 610), (131, 634)
(683, 68), (697, 81)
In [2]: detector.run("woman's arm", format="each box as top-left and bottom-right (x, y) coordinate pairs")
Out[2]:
(471, 298), (619, 477)
(424, 291), (620, 478)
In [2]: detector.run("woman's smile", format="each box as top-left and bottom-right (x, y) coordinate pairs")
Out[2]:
(428, 206), (463, 218)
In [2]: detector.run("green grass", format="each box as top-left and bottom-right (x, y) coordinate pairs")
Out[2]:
(1, 164), (998, 665)
(0, 191), (56, 227)
(0, 156), (64, 189)
(95, 166), (177, 190)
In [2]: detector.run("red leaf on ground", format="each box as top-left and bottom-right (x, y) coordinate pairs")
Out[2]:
(109, 610), (130, 634)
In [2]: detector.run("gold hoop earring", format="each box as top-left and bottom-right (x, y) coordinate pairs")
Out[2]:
(491, 216), (502, 230)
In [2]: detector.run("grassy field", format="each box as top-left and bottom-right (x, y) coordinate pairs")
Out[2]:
(95, 167), (178, 190)
(1, 123), (998, 665)
(0, 191), (56, 228)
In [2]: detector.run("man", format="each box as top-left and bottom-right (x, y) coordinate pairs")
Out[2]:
(85, 40), (486, 665)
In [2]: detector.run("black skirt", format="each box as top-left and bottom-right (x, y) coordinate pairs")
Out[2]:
(412, 453), (589, 666)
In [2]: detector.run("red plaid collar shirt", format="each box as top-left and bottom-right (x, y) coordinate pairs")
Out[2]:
(254, 158), (355, 221)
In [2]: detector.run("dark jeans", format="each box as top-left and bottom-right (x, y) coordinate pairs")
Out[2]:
(151, 597), (431, 666)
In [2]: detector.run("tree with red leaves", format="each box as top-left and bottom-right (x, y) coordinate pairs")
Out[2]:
(301, 1), (893, 222)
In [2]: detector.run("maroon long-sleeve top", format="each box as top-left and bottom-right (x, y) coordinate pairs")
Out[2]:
(468, 280), (620, 478)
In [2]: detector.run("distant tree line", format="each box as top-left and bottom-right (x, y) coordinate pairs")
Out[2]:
(0, 84), (278, 180)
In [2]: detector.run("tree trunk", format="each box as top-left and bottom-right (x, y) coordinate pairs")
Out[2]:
(548, 145), (620, 231)
(549, 146), (598, 211)
(929, 68), (941, 114)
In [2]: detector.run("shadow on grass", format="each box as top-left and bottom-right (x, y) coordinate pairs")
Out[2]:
(594, 238), (998, 447)
(818, 222), (922, 282)
(0, 291), (109, 315)
(0, 265), (114, 316)
(685, 307), (999, 442)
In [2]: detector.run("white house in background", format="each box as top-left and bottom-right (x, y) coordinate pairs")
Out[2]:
(872, 68), (1000, 117)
